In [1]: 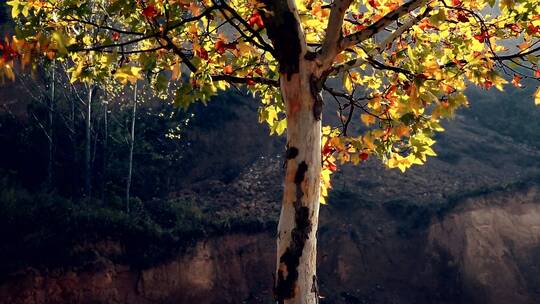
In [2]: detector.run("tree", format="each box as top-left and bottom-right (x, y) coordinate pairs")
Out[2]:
(3, 0), (540, 302)
(126, 82), (138, 212)
(18, 61), (57, 189)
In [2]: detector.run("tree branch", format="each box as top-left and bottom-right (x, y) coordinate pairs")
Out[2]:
(211, 74), (279, 87)
(331, 7), (431, 75)
(494, 45), (540, 61)
(162, 35), (198, 73)
(340, 0), (429, 51)
(63, 17), (145, 36)
(318, 0), (354, 69)
(214, 0), (275, 54)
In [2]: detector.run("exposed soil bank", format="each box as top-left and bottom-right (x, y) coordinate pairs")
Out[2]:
(1, 187), (539, 304)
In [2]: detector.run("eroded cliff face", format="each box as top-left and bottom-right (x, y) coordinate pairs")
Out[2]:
(428, 189), (540, 304)
(1, 187), (539, 304)
(0, 234), (275, 304)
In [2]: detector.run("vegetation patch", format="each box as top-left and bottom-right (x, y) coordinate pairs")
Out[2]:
(0, 178), (275, 281)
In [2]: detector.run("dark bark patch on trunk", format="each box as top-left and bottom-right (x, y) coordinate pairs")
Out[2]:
(294, 161), (308, 184)
(275, 161), (313, 303)
(260, 1), (301, 80)
(286, 146), (299, 159)
(312, 275), (320, 303)
(304, 51), (317, 61)
(310, 75), (323, 120)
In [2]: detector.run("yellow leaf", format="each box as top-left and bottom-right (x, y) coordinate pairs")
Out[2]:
(534, 87), (540, 105)
(343, 73), (353, 94)
(274, 119), (287, 135)
(51, 31), (69, 55)
(114, 66), (142, 84)
(7, 0), (20, 18)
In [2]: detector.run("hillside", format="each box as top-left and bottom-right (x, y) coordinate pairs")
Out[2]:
(2, 83), (540, 303)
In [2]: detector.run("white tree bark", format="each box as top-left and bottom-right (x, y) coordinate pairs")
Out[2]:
(276, 59), (322, 304)
(267, 1), (323, 301)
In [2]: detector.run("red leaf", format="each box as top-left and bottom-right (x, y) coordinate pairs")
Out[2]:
(456, 11), (469, 23)
(359, 152), (369, 161)
(322, 141), (333, 156)
(528, 24), (540, 35)
(355, 24), (367, 31)
(142, 4), (158, 18)
(111, 32), (120, 41)
(196, 48), (208, 60)
(327, 161), (337, 172)
(248, 12), (264, 29)
(473, 31), (489, 42)
(0, 42), (19, 61)
(452, 0), (463, 6)
(215, 40), (226, 54)
(418, 18), (438, 31)
(535, 68), (540, 78)
(368, 0), (379, 8)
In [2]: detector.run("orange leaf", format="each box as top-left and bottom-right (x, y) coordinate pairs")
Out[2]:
(223, 65), (233, 74)
(511, 75), (522, 88)
(517, 41), (530, 51)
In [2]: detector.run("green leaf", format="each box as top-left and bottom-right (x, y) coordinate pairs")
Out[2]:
(174, 84), (193, 111)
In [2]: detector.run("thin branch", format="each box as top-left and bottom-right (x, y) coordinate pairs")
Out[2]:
(340, 0), (429, 51)
(366, 57), (416, 77)
(211, 74), (279, 87)
(162, 35), (198, 73)
(331, 7), (431, 75)
(214, 0), (275, 54)
(63, 17), (145, 36)
(494, 45), (540, 61)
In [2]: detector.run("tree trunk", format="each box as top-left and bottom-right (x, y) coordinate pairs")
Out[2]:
(47, 62), (55, 190)
(275, 61), (322, 303)
(85, 85), (93, 198)
(126, 82), (137, 213)
(101, 101), (108, 202)
(70, 89), (77, 198)
(262, 0), (324, 302)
